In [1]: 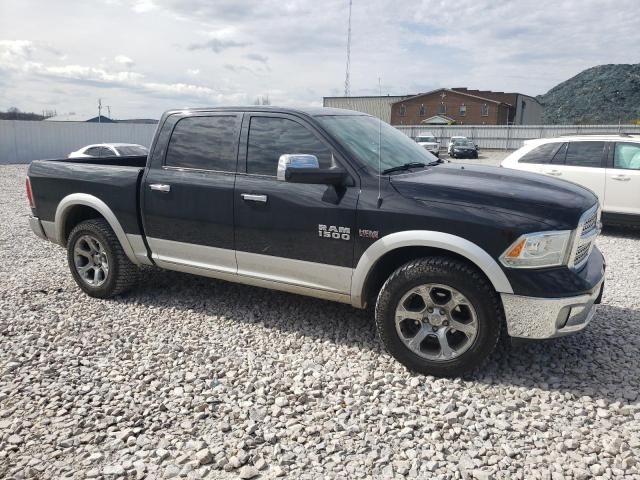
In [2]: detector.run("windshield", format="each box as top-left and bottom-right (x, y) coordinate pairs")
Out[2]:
(454, 140), (475, 147)
(317, 115), (437, 172)
(116, 145), (148, 156)
(416, 136), (436, 143)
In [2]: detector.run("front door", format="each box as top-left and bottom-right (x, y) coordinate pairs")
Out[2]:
(604, 142), (640, 215)
(142, 113), (242, 273)
(233, 113), (359, 294)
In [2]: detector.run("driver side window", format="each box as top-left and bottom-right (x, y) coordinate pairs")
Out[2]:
(246, 117), (332, 176)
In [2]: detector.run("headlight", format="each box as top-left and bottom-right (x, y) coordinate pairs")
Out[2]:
(500, 230), (571, 268)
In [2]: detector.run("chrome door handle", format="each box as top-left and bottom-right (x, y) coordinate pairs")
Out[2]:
(611, 175), (630, 181)
(149, 183), (171, 192)
(241, 193), (268, 203)
(545, 170), (562, 176)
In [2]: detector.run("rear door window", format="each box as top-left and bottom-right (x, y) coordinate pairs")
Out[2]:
(165, 115), (241, 171)
(614, 142), (640, 170)
(84, 147), (102, 157)
(519, 142), (563, 164)
(98, 147), (114, 157)
(564, 141), (605, 168)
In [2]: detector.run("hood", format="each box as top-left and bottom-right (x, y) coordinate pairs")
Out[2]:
(390, 163), (598, 228)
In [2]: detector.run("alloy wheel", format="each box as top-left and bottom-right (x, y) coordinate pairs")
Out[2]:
(395, 283), (478, 361)
(73, 234), (109, 287)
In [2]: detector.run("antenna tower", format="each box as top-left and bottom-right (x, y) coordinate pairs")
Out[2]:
(344, 0), (352, 96)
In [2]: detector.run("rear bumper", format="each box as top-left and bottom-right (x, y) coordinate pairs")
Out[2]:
(501, 278), (604, 339)
(29, 216), (48, 240)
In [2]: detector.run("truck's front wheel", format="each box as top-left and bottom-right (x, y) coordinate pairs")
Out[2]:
(375, 256), (502, 377)
(67, 219), (139, 298)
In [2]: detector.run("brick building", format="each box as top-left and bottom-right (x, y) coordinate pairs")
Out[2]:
(390, 88), (542, 126)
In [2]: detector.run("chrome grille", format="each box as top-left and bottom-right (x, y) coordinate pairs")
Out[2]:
(574, 242), (591, 266)
(571, 205), (601, 270)
(581, 209), (598, 235)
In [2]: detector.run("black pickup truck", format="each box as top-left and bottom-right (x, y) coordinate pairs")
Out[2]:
(27, 107), (605, 377)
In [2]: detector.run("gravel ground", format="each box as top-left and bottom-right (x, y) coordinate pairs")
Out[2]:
(1, 164), (639, 480)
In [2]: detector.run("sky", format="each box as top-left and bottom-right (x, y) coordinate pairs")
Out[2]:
(0, 0), (639, 119)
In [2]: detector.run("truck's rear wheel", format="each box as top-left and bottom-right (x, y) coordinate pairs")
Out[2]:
(375, 256), (502, 377)
(67, 219), (138, 298)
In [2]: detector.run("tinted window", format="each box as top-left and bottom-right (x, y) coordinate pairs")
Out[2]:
(519, 142), (563, 164)
(614, 142), (640, 170)
(247, 117), (332, 176)
(85, 147), (101, 157)
(117, 145), (148, 156)
(564, 141), (604, 168)
(99, 147), (114, 157)
(165, 116), (240, 171)
(549, 143), (568, 164)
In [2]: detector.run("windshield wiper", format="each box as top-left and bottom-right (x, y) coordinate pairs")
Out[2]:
(381, 162), (426, 175)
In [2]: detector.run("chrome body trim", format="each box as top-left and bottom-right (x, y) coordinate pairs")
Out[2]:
(54, 193), (140, 265)
(237, 251), (352, 293)
(501, 278), (603, 339)
(351, 230), (514, 308)
(40, 220), (56, 241)
(146, 237), (351, 303)
(29, 216), (47, 240)
(126, 234), (153, 266)
(160, 260), (351, 304)
(147, 237), (237, 274)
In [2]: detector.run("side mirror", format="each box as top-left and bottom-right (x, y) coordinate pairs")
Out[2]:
(277, 154), (348, 186)
(277, 154), (319, 181)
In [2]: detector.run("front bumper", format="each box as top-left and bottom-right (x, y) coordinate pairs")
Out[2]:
(501, 278), (604, 339)
(452, 149), (477, 157)
(29, 216), (48, 240)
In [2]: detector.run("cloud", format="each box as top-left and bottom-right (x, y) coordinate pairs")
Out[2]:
(188, 37), (249, 53)
(246, 53), (268, 64)
(0, 41), (241, 104)
(114, 55), (135, 68)
(2, 0), (640, 117)
(0, 40), (35, 63)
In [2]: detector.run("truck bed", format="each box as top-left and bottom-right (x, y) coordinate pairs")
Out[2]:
(28, 156), (147, 240)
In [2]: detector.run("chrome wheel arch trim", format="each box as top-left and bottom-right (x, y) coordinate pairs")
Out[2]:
(350, 230), (514, 308)
(54, 193), (141, 265)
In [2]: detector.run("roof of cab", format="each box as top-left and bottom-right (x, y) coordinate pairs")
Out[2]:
(162, 106), (369, 118)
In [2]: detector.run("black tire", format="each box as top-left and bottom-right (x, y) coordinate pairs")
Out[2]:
(67, 219), (139, 298)
(375, 256), (503, 377)
(473, 152), (479, 159)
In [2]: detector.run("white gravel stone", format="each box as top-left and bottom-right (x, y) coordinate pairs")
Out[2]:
(0, 164), (639, 479)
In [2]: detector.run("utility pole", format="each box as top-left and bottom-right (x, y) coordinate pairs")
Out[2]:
(344, 0), (352, 97)
(98, 98), (102, 123)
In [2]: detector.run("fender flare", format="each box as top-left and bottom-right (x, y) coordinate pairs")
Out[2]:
(54, 193), (140, 265)
(350, 230), (513, 308)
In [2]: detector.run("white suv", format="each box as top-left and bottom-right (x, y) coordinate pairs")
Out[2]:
(501, 135), (640, 225)
(415, 133), (440, 157)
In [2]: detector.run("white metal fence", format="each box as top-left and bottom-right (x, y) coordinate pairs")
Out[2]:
(395, 124), (640, 150)
(0, 120), (157, 164)
(3, 120), (640, 164)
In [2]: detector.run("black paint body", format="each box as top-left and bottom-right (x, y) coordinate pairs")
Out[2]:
(28, 106), (603, 298)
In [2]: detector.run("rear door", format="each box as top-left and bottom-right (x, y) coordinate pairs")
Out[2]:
(233, 113), (358, 294)
(541, 141), (606, 201)
(142, 113), (242, 273)
(512, 141), (564, 174)
(604, 142), (640, 215)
